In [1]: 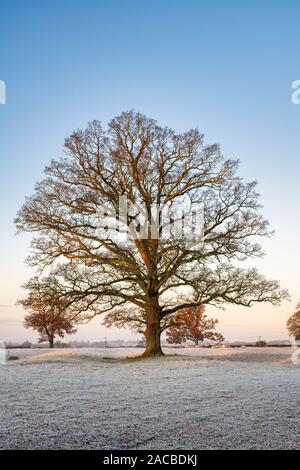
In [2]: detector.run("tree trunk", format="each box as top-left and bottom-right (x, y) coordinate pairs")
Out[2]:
(142, 297), (163, 357)
(49, 336), (54, 348)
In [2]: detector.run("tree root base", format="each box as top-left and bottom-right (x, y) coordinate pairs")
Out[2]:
(141, 350), (165, 358)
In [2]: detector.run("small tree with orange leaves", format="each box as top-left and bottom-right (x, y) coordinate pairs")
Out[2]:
(166, 306), (224, 346)
(287, 303), (300, 341)
(18, 278), (77, 348)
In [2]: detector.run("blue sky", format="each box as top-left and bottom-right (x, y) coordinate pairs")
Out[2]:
(1, 0), (300, 342)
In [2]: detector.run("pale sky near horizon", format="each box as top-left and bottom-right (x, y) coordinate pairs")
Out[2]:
(1, 0), (300, 343)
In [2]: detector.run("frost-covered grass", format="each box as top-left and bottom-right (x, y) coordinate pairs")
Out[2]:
(0, 347), (299, 449)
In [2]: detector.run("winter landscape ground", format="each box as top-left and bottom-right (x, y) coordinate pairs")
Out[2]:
(0, 347), (299, 450)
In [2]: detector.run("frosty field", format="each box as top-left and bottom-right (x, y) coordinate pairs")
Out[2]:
(0, 347), (299, 450)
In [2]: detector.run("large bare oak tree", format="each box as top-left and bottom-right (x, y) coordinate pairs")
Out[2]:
(15, 111), (288, 356)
